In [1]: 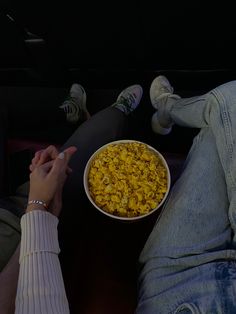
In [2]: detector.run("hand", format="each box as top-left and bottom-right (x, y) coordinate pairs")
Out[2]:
(29, 145), (72, 175)
(27, 145), (77, 217)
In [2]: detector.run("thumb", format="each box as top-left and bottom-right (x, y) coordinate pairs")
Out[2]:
(50, 152), (67, 175)
(51, 147), (77, 175)
(63, 146), (77, 162)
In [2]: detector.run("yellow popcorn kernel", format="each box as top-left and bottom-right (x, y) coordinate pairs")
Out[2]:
(140, 204), (151, 213)
(88, 178), (94, 185)
(90, 167), (97, 175)
(120, 164), (125, 170)
(103, 156), (112, 163)
(111, 195), (120, 203)
(143, 185), (151, 194)
(105, 203), (115, 213)
(149, 163), (157, 171)
(109, 163), (116, 172)
(104, 194), (111, 201)
(141, 152), (151, 161)
(95, 195), (103, 204)
(136, 192), (143, 202)
(116, 191), (122, 199)
(128, 197), (137, 210)
(126, 156), (133, 164)
(115, 180), (124, 191)
(147, 200), (158, 209)
(105, 184), (113, 193)
(113, 157), (119, 164)
(147, 191), (154, 199)
(102, 176), (110, 184)
(95, 171), (103, 179)
(159, 187), (167, 193)
(121, 196), (128, 206)
(117, 208), (127, 216)
(120, 151), (128, 161)
(137, 161), (145, 171)
(104, 166), (111, 173)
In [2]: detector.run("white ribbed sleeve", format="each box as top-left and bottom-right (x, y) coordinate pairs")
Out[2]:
(15, 210), (70, 314)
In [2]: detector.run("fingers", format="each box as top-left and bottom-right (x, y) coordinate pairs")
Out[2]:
(29, 145), (60, 172)
(51, 147), (77, 175)
(37, 145), (59, 166)
(29, 149), (44, 171)
(33, 149), (44, 164)
(63, 146), (78, 161)
(28, 146), (77, 217)
(30, 160), (54, 176)
(29, 145), (77, 176)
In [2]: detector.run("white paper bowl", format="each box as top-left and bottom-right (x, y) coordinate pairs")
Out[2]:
(83, 140), (171, 221)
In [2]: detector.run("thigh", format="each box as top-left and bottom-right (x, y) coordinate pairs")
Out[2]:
(61, 107), (127, 198)
(137, 128), (236, 313)
(137, 261), (236, 314)
(140, 127), (231, 262)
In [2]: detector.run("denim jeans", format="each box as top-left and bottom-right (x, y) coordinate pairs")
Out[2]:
(136, 81), (236, 313)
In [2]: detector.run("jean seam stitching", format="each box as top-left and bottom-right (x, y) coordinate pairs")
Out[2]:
(212, 89), (236, 189)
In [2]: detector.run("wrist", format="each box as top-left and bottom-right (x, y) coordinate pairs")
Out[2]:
(26, 200), (49, 213)
(26, 204), (47, 213)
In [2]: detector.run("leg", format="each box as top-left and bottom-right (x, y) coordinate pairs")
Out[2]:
(15, 84), (143, 202)
(170, 82), (236, 241)
(137, 80), (236, 313)
(56, 86), (143, 313)
(61, 82), (143, 200)
(10, 106), (123, 211)
(1, 85), (142, 314)
(151, 79), (236, 242)
(61, 107), (127, 197)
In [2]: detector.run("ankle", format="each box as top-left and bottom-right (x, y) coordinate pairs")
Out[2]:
(151, 111), (173, 135)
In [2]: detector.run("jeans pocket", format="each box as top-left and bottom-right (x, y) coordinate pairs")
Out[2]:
(174, 302), (201, 314)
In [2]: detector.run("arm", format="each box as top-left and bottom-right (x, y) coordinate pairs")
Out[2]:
(15, 145), (77, 314)
(15, 211), (69, 314)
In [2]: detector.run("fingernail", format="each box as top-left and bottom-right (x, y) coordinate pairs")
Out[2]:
(58, 152), (65, 160)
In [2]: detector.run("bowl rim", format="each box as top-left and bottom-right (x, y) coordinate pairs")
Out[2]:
(83, 139), (171, 221)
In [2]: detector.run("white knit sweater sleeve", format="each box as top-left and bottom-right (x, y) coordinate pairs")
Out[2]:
(15, 210), (70, 314)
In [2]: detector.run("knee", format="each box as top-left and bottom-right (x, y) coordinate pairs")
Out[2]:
(214, 81), (236, 104)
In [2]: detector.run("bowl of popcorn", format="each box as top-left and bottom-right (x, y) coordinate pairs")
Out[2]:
(83, 140), (171, 221)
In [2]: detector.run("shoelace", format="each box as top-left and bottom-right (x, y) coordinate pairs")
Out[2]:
(159, 86), (171, 93)
(118, 94), (136, 114)
(61, 97), (81, 116)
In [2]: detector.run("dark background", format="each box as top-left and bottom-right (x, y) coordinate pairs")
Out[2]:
(0, 1), (236, 87)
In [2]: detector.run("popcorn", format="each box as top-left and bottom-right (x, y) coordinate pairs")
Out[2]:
(88, 142), (168, 217)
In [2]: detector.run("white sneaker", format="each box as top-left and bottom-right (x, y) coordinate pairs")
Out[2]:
(112, 85), (143, 115)
(60, 83), (89, 123)
(150, 75), (175, 108)
(149, 76), (180, 135)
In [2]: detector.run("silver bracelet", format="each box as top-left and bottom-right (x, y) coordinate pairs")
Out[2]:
(28, 200), (48, 210)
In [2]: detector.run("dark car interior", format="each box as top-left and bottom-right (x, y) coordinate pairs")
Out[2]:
(1, 2), (236, 313)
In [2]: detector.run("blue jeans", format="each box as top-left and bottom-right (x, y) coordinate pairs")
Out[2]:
(136, 81), (236, 313)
